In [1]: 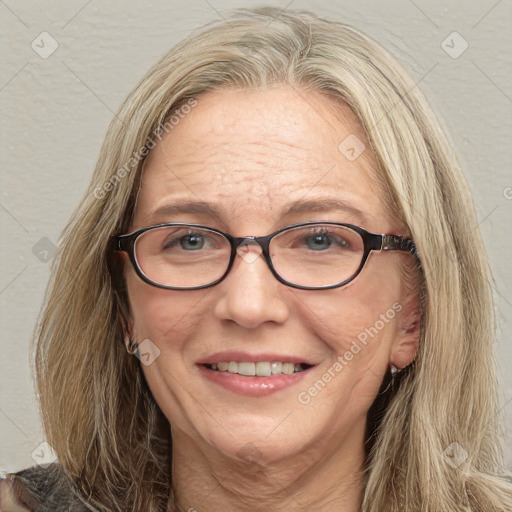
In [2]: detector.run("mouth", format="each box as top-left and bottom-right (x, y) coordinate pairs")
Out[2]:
(202, 361), (313, 377)
(196, 352), (317, 396)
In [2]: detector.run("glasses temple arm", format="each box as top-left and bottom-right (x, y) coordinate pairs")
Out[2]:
(381, 235), (418, 256)
(116, 235), (130, 252)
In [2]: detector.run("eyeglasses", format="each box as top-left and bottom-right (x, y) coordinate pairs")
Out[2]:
(116, 222), (417, 290)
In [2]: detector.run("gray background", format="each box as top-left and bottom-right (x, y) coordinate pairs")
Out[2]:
(1, 0), (511, 472)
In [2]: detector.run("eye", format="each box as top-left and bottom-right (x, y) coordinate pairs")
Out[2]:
(306, 233), (331, 251)
(179, 233), (205, 250)
(162, 230), (210, 251)
(304, 230), (350, 251)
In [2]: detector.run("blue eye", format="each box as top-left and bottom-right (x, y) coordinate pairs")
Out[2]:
(303, 230), (350, 251)
(306, 233), (331, 250)
(180, 234), (205, 250)
(162, 231), (210, 251)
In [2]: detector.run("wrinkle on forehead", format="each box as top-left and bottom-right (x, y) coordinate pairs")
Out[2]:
(134, 85), (393, 231)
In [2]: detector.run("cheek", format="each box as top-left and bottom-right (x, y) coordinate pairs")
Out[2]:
(295, 275), (402, 423)
(126, 270), (210, 348)
(303, 261), (403, 370)
(125, 274), (214, 433)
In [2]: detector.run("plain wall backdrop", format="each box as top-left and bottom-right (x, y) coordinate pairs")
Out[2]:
(1, 0), (511, 473)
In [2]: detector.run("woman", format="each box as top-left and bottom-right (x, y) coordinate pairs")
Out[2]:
(1, 6), (511, 512)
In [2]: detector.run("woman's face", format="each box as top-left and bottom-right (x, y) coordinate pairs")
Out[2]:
(124, 85), (418, 464)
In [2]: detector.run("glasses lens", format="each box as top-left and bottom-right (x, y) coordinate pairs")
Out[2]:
(270, 224), (364, 287)
(134, 226), (231, 288)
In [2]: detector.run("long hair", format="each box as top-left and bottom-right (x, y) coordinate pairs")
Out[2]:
(31, 7), (511, 511)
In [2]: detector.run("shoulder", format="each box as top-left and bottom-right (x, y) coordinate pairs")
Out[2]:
(0, 464), (91, 512)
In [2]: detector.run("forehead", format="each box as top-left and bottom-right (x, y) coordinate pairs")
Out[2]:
(133, 85), (389, 232)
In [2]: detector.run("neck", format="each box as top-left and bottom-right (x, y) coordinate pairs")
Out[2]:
(169, 425), (366, 512)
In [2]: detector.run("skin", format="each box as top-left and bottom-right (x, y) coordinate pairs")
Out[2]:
(123, 85), (420, 512)
(0, 479), (31, 511)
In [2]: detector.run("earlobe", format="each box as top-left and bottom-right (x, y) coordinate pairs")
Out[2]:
(124, 333), (139, 355)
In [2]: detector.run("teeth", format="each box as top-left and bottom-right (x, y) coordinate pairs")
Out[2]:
(271, 361), (282, 374)
(256, 361), (271, 377)
(282, 363), (294, 375)
(208, 361), (307, 376)
(238, 362), (255, 376)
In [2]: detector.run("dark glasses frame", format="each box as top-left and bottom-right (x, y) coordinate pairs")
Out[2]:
(116, 221), (418, 290)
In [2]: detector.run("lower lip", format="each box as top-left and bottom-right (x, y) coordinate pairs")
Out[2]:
(197, 365), (313, 397)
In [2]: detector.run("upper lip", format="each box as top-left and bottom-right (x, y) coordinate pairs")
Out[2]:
(196, 351), (317, 366)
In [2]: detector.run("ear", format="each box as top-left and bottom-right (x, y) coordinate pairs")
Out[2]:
(390, 288), (420, 370)
(122, 309), (136, 339)
(114, 286), (135, 339)
(111, 249), (136, 339)
(125, 322), (136, 340)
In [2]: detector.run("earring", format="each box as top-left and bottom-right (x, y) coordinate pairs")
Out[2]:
(124, 334), (138, 355)
(390, 364), (401, 394)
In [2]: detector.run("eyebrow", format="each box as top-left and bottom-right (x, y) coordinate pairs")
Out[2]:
(146, 197), (368, 225)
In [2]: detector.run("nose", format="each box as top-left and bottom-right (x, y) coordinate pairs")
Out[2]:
(213, 242), (290, 329)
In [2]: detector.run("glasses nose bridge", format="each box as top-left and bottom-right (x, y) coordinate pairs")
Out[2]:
(230, 233), (274, 266)
(231, 233), (272, 247)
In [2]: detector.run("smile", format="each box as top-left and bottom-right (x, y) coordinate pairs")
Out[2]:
(204, 361), (312, 376)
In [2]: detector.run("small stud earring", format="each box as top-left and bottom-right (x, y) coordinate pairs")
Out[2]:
(390, 364), (400, 376)
(124, 334), (138, 355)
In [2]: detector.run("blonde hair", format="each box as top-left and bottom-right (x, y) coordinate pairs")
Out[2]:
(32, 7), (511, 511)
